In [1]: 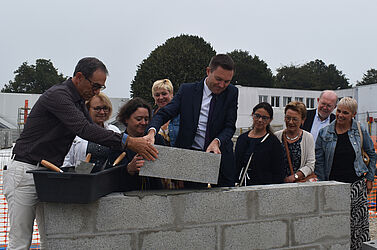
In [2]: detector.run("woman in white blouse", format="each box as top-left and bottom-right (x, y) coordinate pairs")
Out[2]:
(63, 93), (120, 169)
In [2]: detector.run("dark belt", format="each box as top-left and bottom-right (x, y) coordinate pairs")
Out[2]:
(13, 155), (39, 166)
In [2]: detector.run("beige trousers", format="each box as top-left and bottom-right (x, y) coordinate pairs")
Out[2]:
(3, 160), (45, 250)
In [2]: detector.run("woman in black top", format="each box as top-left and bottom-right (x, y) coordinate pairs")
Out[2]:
(315, 97), (376, 249)
(114, 98), (163, 191)
(235, 102), (284, 186)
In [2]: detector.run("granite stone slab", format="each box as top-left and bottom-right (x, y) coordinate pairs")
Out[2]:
(139, 145), (221, 184)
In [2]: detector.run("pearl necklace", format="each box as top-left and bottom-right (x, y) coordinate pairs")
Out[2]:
(285, 133), (300, 141)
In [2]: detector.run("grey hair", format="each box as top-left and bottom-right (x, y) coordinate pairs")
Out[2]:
(338, 97), (357, 114)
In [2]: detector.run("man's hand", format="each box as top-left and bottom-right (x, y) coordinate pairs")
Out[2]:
(205, 139), (221, 154)
(366, 180), (373, 194)
(143, 129), (156, 145)
(127, 136), (158, 161)
(127, 154), (144, 175)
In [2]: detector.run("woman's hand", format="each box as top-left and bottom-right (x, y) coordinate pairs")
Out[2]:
(366, 180), (374, 194)
(284, 175), (296, 183)
(127, 154), (145, 175)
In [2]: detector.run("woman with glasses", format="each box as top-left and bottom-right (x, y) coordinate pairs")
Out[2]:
(275, 101), (315, 183)
(235, 102), (284, 186)
(115, 97), (163, 191)
(63, 93), (120, 170)
(315, 97), (376, 249)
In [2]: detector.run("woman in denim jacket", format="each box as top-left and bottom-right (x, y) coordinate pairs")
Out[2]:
(315, 97), (376, 250)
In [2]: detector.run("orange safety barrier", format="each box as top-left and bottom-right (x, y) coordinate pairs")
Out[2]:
(368, 135), (377, 218)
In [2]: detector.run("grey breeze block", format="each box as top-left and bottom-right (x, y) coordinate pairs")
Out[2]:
(140, 145), (221, 184)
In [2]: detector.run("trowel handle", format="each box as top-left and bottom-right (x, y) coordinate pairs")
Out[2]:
(113, 152), (126, 166)
(85, 153), (91, 162)
(41, 160), (63, 173)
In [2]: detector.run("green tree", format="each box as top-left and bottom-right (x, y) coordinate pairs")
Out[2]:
(131, 34), (216, 104)
(227, 50), (274, 87)
(1, 59), (67, 94)
(275, 59), (350, 90)
(357, 68), (377, 86)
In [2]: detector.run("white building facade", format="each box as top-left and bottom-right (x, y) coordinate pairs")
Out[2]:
(0, 92), (128, 129)
(236, 84), (377, 136)
(1, 83), (377, 139)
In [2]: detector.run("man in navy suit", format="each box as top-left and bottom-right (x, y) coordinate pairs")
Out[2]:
(145, 54), (238, 187)
(302, 90), (337, 142)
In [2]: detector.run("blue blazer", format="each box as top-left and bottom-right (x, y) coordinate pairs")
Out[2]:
(149, 78), (239, 186)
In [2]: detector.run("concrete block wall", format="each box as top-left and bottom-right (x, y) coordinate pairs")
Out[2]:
(40, 181), (350, 249)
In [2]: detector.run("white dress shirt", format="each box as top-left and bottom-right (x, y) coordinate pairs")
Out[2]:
(192, 79), (213, 150)
(310, 109), (331, 143)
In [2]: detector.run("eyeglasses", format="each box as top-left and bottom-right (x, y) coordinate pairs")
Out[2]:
(85, 76), (106, 91)
(319, 101), (335, 109)
(253, 113), (270, 121)
(92, 106), (109, 112)
(285, 116), (300, 123)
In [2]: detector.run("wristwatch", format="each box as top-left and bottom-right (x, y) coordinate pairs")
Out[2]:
(294, 173), (299, 180)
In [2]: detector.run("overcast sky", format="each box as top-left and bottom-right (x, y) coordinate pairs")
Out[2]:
(1, 0), (376, 98)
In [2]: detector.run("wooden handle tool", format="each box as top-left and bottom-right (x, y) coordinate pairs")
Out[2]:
(40, 160), (63, 173)
(85, 153), (92, 163)
(113, 152), (126, 166)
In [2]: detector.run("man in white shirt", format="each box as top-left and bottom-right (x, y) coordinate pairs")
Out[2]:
(145, 54), (239, 187)
(303, 90), (337, 142)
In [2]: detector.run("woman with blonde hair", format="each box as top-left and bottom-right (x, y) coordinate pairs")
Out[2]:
(152, 79), (179, 147)
(315, 97), (376, 249)
(152, 79), (181, 189)
(63, 93), (120, 169)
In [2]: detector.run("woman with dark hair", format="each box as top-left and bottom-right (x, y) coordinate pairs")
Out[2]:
(275, 101), (315, 183)
(235, 102), (285, 186)
(115, 97), (163, 191)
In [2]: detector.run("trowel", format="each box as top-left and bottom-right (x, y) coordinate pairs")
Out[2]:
(40, 154), (94, 174)
(75, 153), (95, 174)
(113, 152), (126, 166)
(40, 160), (64, 173)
